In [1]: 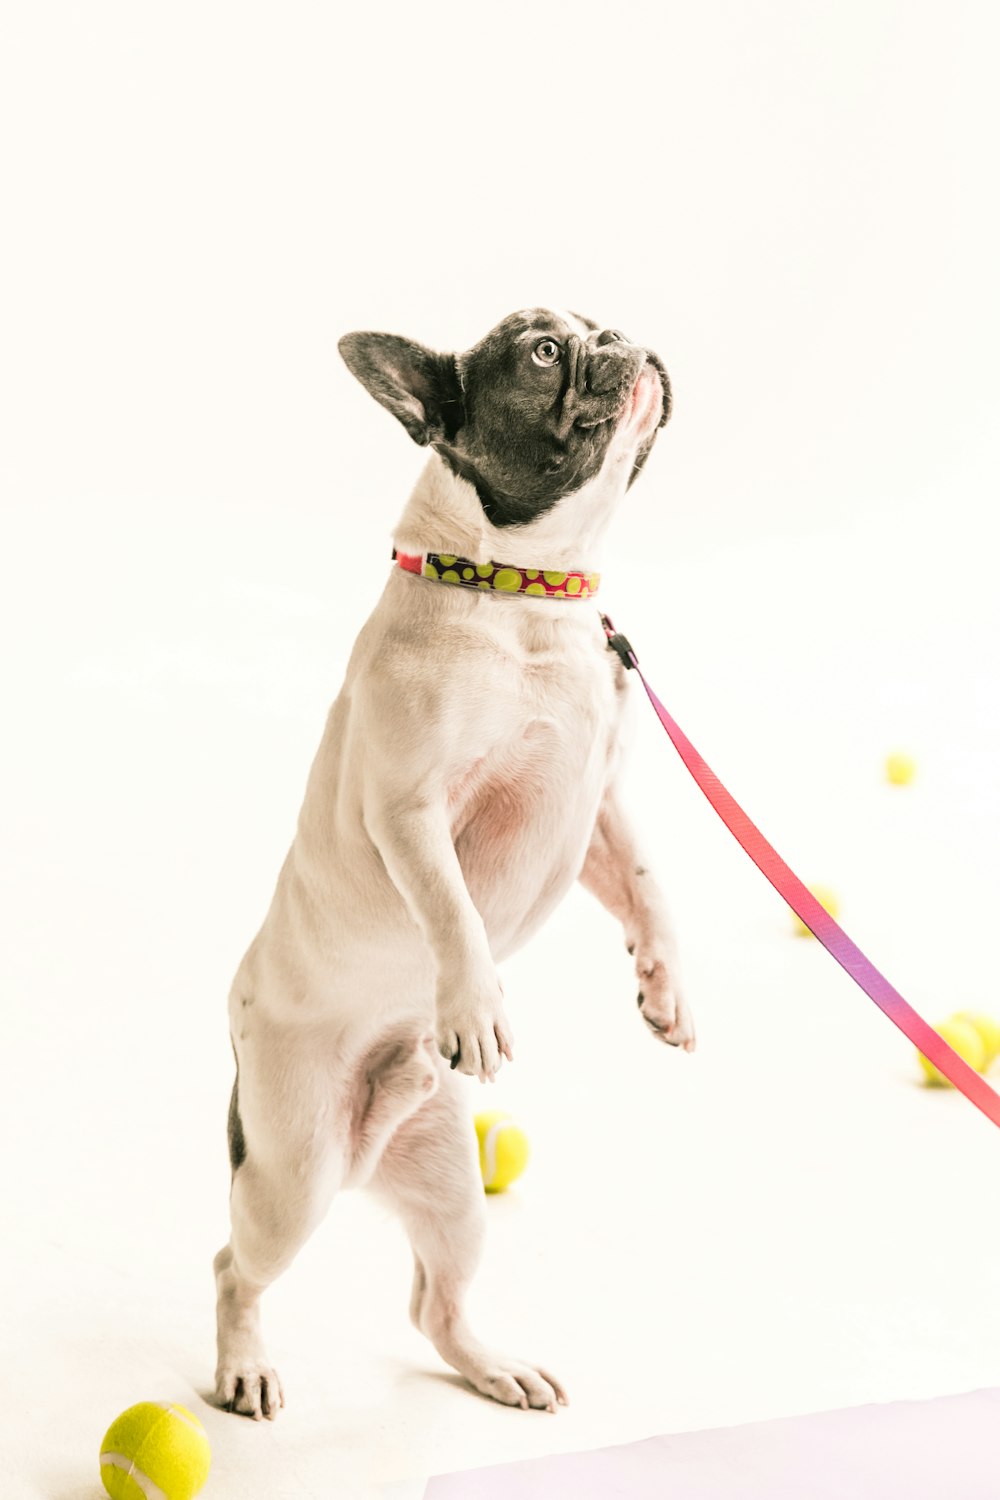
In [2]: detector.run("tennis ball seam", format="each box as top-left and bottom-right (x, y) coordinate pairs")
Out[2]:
(133, 1407), (185, 1493)
(100, 1452), (168, 1500)
(481, 1118), (507, 1188)
(161, 1403), (205, 1439)
(479, 1117), (529, 1190)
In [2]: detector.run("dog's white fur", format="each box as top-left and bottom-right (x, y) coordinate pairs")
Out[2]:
(213, 365), (695, 1420)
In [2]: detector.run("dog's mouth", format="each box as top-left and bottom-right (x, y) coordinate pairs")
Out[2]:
(618, 362), (665, 432)
(561, 337), (670, 436)
(572, 365), (663, 434)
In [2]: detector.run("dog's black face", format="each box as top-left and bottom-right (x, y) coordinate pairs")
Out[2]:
(339, 308), (671, 528)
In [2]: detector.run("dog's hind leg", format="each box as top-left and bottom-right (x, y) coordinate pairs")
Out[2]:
(369, 1075), (568, 1412)
(215, 1023), (441, 1419)
(214, 1140), (342, 1420)
(214, 1026), (345, 1422)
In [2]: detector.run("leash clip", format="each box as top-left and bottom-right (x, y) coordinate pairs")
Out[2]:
(600, 612), (638, 670)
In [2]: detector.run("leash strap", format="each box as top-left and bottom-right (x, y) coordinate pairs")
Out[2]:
(600, 614), (1000, 1130)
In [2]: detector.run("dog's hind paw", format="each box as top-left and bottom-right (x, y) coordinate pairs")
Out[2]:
(216, 1358), (285, 1421)
(468, 1353), (569, 1413)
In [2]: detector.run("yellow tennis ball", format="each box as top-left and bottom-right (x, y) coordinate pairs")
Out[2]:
(952, 1012), (1000, 1068)
(100, 1402), (211, 1500)
(791, 884), (840, 937)
(885, 751), (917, 785)
(474, 1110), (530, 1193)
(916, 1017), (988, 1087)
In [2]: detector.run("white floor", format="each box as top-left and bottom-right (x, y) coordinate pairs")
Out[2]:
(3, 503), (999, 1500)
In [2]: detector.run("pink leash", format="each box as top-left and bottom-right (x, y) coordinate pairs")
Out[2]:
(600, 615), (1000, 1130)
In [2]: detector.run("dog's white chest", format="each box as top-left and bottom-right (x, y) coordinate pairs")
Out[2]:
(444, 654), (620, 957)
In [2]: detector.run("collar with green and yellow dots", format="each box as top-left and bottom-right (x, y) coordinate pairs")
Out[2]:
(392, 549), (600, 600)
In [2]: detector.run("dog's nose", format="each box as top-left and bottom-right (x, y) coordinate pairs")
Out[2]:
(585, 338), (644, 398)
(595, 328), (630, 347)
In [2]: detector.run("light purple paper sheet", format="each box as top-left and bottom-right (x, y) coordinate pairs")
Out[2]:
(424, 1388), (1000, 1498)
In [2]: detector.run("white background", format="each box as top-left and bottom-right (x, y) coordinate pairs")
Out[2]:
(2, 3), (999, 1498)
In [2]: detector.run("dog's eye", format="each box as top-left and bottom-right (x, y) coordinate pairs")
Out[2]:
(532, 339), (562, 367)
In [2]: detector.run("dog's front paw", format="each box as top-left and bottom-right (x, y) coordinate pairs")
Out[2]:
(635, 953), (696, 1052)
(436, 975), (513, 1081)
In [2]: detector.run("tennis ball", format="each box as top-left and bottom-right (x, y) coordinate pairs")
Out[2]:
(791, 884), (840, 937)
(885, 751), (917, 785)
(916, 1017), (988, 1087)
(474, 1110), (530, 1193)
(100, 1402), (211, 1500)
(952, 1012), (1000, 1068)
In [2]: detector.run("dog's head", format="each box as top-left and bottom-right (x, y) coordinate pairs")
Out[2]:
(339, 309), (671, 529)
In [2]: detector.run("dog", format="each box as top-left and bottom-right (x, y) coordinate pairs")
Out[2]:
(213, 308), (696, 1421)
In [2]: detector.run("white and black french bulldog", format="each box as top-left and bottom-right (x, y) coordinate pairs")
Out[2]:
(213, 308), (695, 1421)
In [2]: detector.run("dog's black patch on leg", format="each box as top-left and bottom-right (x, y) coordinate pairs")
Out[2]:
(228, 1049), (247, 1175)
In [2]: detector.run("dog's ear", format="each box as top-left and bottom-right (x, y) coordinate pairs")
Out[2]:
(338, 332), (463, 446)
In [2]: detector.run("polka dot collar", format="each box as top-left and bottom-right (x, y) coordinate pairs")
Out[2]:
(392, 549), (600, 600)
